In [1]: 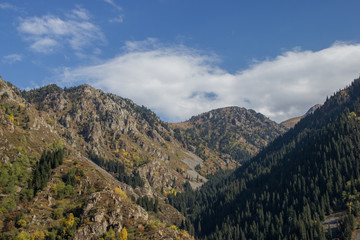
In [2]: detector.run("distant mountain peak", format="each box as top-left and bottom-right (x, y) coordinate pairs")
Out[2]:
(305, 103), (322, 115)
(171, 106), (287, 174)
(281, 104), (323, 128)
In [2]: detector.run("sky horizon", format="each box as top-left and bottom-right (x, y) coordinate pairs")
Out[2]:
(1, 1), (360, 123)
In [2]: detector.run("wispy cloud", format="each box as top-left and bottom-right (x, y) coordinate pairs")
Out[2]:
(60, 41), (360, 122)
(0, 3), (17, 11)
(123, 38), (159, 51)
(2, 54), (23, 64)
(68, 7), (90, 20)
(18, 7), (105, 54)
(109, 16), (123, 23)
(104, 0), (122, 11)
(104, 0), (124, 23)
(30, 38), (58, 53)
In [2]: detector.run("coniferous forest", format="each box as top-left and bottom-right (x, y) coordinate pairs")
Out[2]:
(167, 78), (360, 239)
(88, 151), (144, 188)
(32, 148), (64, 194)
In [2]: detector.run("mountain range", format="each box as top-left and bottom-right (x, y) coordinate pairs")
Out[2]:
(1, 74), (359, 240)
(0, 76), (285, 239)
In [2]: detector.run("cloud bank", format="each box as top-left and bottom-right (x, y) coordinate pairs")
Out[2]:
(18, 7), (105, 54)
(61, 41), (360, 123)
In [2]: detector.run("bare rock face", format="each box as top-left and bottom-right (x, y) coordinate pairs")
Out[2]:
(75, 190), (148, 240)
(138, 161), (177, 191)
(0, 77), (26, 104)
(6, 119), (14, 133)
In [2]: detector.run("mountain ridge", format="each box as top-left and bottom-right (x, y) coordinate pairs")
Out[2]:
(170, 106), (287, 174)
(0, 76), (286, 239)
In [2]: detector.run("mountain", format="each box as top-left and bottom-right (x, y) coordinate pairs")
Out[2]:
(0, 76), (286, 239)
(3, 73), (358, 240)
(281, 104), (322, 128)
(0, 78), (193, 239)
(21, 82), (210, 189)
(170, 107), (287, 175)
(171, 77), (360, 239)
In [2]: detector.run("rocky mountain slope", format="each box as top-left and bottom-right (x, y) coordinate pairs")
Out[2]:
(0, 76), (287, 239)
(22, 83), (207, 190)
(0, 78), (191, 239)
(171, 107), (287, 175)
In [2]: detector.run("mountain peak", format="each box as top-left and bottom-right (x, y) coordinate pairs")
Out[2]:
(305, 103), (322, 115)
(281, 104), (323, 128)
(171, 106), (286, 173)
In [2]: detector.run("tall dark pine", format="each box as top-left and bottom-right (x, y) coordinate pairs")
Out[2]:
(32, 148), (64, 194)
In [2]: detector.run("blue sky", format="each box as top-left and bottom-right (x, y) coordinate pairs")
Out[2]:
(1, 0), (360, 122)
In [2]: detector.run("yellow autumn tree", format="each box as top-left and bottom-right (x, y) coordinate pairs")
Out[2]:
(16, 219), (27, 227)
(64, 213), (75, 228)
(31, 230), (45, 240)
(15, 231), (31, 240)
(62, 213), (76, 238)
(120, 227), (127, 240)
(9, 114), (14, 122)
(114, 187), (127, 200)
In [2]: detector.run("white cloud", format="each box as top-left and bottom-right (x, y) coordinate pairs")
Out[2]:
(30, 38), (58, 53)
(60, 41), (360, 123)
(0, 3), (17, 10)
(2, 54), (23, 64)
(68, 7), (90, 20)
(18, 8), (105, 54)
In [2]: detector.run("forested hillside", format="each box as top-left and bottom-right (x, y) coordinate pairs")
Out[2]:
(170, 78), (360, 239)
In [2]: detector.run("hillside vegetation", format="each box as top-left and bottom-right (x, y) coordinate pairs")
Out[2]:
(169, 78), (360, 239)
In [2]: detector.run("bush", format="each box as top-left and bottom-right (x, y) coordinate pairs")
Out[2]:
(53, 208), (64, 220)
